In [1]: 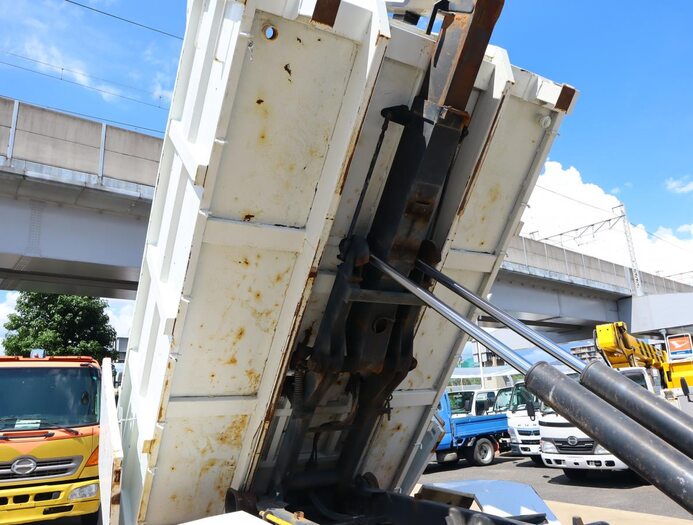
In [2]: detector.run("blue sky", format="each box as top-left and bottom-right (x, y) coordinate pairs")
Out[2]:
(0, 1), (692, 342)
(0, 0), (185, 135)
(490, 1), (693, 235)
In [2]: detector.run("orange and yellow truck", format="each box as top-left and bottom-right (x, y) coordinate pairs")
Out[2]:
(0, 356), (101, 524)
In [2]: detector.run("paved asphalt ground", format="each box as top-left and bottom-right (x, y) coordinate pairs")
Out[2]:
(420, 453), (692, 521)
(32, 453), (693, 524)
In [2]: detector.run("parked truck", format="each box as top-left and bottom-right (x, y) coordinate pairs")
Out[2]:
(99, 0), (693, 523)
(435, 391), (508, 466)
(539, 367), (662, 479)
(595, 322), (693, 391)
(506, 382), (543, 465)
(446, 388), (498, 418)
(0, 356), (101, 525)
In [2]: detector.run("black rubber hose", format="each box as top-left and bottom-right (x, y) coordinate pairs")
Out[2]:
(525, 362), (693, 513)
(580, 360), (693, 459)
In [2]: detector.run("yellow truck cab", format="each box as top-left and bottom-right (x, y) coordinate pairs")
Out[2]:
(0, 356), (100, 524)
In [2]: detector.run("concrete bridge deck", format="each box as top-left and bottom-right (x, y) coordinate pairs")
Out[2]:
(1, 96), (690, 333)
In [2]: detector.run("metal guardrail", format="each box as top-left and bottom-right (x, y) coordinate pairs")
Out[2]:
(503, 235), (693, 295)
(0, 96), (161, 188)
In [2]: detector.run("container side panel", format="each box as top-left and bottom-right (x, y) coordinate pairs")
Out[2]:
(118, 2), (389, 523)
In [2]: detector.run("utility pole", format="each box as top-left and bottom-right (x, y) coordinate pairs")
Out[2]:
(615, 204), (644, 297)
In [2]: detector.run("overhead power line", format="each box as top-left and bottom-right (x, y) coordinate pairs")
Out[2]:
(534, 184), (614, 214)
(64, 0), (183, 40)
(532, 185), (693, 256)
(1, 50), (153, 96)
(0, 59), (169, 111)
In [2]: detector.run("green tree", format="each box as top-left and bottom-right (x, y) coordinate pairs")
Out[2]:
(3, 292), (117, 362)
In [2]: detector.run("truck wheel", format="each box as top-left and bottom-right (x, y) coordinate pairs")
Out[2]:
(562, 469), (588, 481)
(80, 510), (100, 525)
(530, 455), (544, 466)
(467, 438), (495, 466)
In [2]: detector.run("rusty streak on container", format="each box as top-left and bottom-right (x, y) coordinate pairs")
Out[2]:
(555, 84), (577, 112)
(312, 0), (341, 27)
(429, 1), (504, 112)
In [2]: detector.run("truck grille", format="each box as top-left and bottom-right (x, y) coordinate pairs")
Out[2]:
(0, 456), (82, 482)
(554, 439), (594, 454)
(517, 429), (539, 436)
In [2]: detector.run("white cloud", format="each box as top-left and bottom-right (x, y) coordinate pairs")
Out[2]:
(610, 187), (620, 195)
(106, 299), (135, 338)
(0, 0), (179, 110)
(0, 291), (20, 355)
(151, 72), (173, 105)
(0, 1), (126, 104)
(143, 44), (176, 105)
(521, 161), (693, 285)
(677, 224), (693, 236)
(665, 176), (693, 194)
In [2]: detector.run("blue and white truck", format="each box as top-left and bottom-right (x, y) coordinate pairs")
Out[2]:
(435, 391), (509, 466)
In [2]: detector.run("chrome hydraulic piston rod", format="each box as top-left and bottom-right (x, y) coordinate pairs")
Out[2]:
(370, 256), (532, 374)
(416, 259), (585, 372)
(373, 256), (693, 512)
(416, 259), (693, 458)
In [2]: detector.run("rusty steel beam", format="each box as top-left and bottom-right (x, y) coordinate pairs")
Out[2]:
(429, 0), (504, 112)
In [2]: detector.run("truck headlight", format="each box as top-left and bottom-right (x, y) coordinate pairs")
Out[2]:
(540, 440), (557, 454)
(593, 444), (610, 455)
(69, 483), (98, 500)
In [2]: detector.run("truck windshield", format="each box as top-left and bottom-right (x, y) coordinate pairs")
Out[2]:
(448, 391), (475, 415)
(621, 370), (648, 389)
(541, 372), (579, 414)
(0, 366), (100, 431)
(509, 384), (540, 412)
(492, 387), (512, 412)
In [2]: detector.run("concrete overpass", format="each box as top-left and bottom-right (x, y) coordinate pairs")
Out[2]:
(491, 236), (693, 338)
(1, 96), (691, 334)
(0, 96), (158, 299)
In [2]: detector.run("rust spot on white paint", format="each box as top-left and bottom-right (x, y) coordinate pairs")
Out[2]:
(199, 458), (218, 477)
(216, 415), (249, 448)
(245, 369), (261, 391)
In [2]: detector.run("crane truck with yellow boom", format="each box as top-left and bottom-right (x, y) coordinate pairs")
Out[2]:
(595, 321), (693, 391)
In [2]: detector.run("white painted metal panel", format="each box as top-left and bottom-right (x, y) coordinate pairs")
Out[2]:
(118, 1), (389, 523)
(99, 358), (123, 525)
